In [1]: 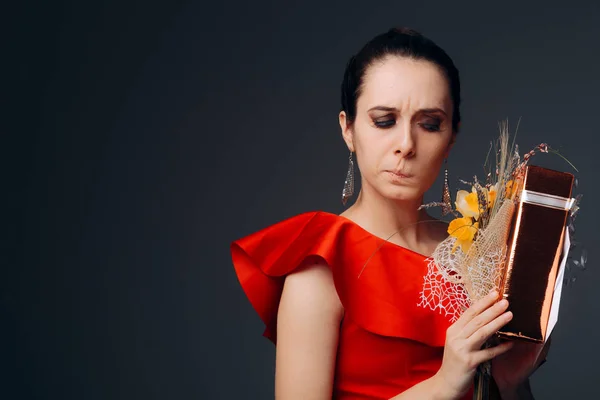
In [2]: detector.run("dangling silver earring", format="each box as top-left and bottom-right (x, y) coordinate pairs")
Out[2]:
(342, 151), (355, 205)
(441, 158), (452, 215)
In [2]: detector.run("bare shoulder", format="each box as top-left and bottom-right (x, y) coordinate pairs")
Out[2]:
(275, 257), (344, 398)
(280, 256), (344, 320)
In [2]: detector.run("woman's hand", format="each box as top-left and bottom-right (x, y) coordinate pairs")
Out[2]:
(433, 290), (515, 399)
(491, 337), (551, 398)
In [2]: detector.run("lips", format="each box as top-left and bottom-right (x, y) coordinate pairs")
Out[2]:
(386, 170), (411, 178)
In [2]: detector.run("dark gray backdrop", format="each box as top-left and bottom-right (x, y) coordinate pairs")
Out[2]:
(7, 1), (600, 399)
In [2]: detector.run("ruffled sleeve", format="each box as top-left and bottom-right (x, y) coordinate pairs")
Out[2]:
(230, 211), (452, 346)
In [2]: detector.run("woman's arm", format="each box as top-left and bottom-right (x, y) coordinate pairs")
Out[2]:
(275, 260), (452, 400)
(275, 261), (514, 400)
(275, 260), (344, 400)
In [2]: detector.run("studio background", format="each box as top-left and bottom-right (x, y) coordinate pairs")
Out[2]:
(7, 1), (600, 399)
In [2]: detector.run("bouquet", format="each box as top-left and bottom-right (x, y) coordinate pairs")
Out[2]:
(417, 121), (583, 399)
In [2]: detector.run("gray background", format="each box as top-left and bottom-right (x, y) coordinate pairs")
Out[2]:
(6, 0), (600, 399)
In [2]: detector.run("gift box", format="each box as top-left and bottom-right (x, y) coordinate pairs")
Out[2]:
(497, 165), (575, 343)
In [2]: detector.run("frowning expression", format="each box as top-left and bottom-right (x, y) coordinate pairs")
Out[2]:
(341, 55), (456, 201)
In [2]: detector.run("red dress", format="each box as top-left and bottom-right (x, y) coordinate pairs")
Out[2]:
(231, 211), (474, 399)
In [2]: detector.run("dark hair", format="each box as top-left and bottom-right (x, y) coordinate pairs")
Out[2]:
(341, 27), (461, 133)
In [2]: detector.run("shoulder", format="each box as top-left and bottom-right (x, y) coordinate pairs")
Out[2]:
(231, 210), (353, 277)
(280, 256), (344, 322)
(274, 258), (343, 398)
(230, 209), (379, 342)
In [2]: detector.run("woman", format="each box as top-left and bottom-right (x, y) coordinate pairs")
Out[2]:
(231, 28), (548, 399)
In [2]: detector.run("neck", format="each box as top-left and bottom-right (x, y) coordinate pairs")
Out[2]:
(344, 182), (434, 251)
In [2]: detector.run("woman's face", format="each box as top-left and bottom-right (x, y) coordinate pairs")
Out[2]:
(340, 55), (456, 202)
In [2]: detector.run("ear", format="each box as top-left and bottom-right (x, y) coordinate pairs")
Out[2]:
(339, 111), (355, 152)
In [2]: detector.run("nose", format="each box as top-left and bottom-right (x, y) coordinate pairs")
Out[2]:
(393, 121), (416, 158)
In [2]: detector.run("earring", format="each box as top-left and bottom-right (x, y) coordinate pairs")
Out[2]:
(342, 151), (355, 205)
(441, 158), (452, 215)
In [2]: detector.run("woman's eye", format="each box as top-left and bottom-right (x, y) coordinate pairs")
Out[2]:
(421, 120), (441, 132)
(374, 119), (395, 128)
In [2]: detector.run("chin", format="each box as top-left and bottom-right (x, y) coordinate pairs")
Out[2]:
(380, 185), (424, 203)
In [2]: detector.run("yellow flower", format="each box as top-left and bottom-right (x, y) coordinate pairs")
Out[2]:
(488, 183), (499, 209)
(505, 180), (517, 199)
(448, 217), (479, 254)
(455, 188), (481, 219)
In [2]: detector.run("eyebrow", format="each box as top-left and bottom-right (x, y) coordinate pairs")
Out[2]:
(367, 106), (447, 116)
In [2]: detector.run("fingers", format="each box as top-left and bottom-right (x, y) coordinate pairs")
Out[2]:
(462, 298), (510, 339)
(467, 310), (513, 349)
(473, 340), (514, 365)
(455, 290), (501, 329)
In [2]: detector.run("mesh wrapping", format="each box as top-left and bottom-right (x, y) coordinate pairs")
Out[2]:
(420, 200), (516, 321)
